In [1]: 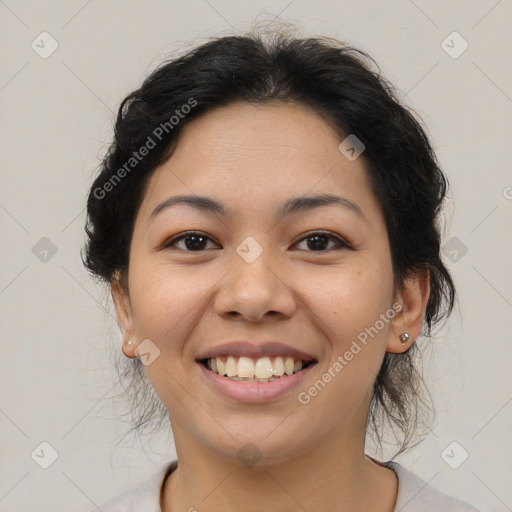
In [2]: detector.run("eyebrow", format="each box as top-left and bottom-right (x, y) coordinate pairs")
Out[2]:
(148, 193), (366, 222)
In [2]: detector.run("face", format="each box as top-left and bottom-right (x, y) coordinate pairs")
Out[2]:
(112, 102), (421, 466)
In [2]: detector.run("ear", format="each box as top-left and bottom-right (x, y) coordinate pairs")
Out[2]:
(386, 269), (430, 353)
(110, 271), (137, 358)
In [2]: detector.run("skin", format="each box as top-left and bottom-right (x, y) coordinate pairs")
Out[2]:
(111, 102), (430, 512)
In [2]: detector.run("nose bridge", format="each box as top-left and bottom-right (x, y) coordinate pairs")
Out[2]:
(232, 234), (281, 294)
(215, 235), (296, 320)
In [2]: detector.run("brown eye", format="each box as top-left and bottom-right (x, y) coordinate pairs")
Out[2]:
(293, 231), (350, 252)
(162, 230), (350, 253)
(163, 232), (219, 252)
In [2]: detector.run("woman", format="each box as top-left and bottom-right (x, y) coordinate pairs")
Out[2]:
(83, 28), (480, 512)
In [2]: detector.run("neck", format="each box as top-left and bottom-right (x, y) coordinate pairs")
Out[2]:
(162, 418), (398, 512)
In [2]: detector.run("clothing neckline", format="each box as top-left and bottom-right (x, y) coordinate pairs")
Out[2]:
(96, 456), (479, 512)
(157, 457), (399, 511)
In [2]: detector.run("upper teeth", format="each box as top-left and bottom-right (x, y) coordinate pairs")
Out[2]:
(208, 356), (305, 378)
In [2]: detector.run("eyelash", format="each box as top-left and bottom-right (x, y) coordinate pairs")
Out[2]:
(162, 230), (351, 253)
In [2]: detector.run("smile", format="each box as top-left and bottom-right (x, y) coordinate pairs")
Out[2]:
(197, 356), (318, 403)
(201, 355), (315, 383)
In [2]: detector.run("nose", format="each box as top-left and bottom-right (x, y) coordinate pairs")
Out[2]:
(214, 247), (297, 322)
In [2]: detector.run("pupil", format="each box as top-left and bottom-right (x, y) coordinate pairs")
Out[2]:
(185, 235), (207, 251)
(183, 235), (328, 251)
(307, 235), (328, 251)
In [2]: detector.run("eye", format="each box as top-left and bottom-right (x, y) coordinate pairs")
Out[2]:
(162, 231), (220, 252)
(293, 230), (351, 252)
(162, 230), (351, 253)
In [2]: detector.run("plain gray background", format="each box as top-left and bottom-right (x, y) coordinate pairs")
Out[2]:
(1, 1), (511, 511)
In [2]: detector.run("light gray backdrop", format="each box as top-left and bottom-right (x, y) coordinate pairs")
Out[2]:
(0, 1), (511, 511)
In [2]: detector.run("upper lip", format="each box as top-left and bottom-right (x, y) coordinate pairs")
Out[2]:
(196, 341), (317, 362)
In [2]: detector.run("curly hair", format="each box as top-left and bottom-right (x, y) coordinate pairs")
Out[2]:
(82, 25), (455, 457)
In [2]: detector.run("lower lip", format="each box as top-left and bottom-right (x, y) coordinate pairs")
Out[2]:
(196, 362), (316, 404)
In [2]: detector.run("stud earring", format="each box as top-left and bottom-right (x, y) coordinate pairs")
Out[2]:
(399, 333), (410, 345)
(127, 341), (132, 346)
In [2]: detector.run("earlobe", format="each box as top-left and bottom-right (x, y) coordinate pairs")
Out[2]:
(110, 271), (137, 358)
(122, 340), (135, 359)
(386, 270), (430, 354)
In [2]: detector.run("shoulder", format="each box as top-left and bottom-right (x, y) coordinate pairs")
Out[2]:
(386, 461), (481, 512)
(89, 461), (177, 512)
(91, 459), (481, 512)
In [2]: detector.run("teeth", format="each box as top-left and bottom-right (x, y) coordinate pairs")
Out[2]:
(209, 355), (310, 381)
(272, 357), (284, 376)
(225, 356), (237, 377)
(217, 358), (226, 376)
(284, 357), (294, 376)
(255, 357), (273, 378)
(237, 356), (255, 378)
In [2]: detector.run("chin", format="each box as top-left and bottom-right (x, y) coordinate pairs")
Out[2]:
(201, 425), (314, 468)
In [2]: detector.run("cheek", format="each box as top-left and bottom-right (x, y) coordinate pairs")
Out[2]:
(128, 260), (214, 347)
(305, 257), (394, 346)
(296, 261), (394, 420)
(126, 262), (210, 406)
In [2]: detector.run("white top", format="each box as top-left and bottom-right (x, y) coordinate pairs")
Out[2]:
(91, 460), (480, 512)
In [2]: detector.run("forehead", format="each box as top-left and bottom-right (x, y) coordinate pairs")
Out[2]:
(170, 101), (345, 169)
(138, 102), (382, 223)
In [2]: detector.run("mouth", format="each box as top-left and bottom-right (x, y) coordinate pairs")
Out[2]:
(195, 341), (319, 403)
(198, 355), (317, 383)
(196, 356), (318, 403)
